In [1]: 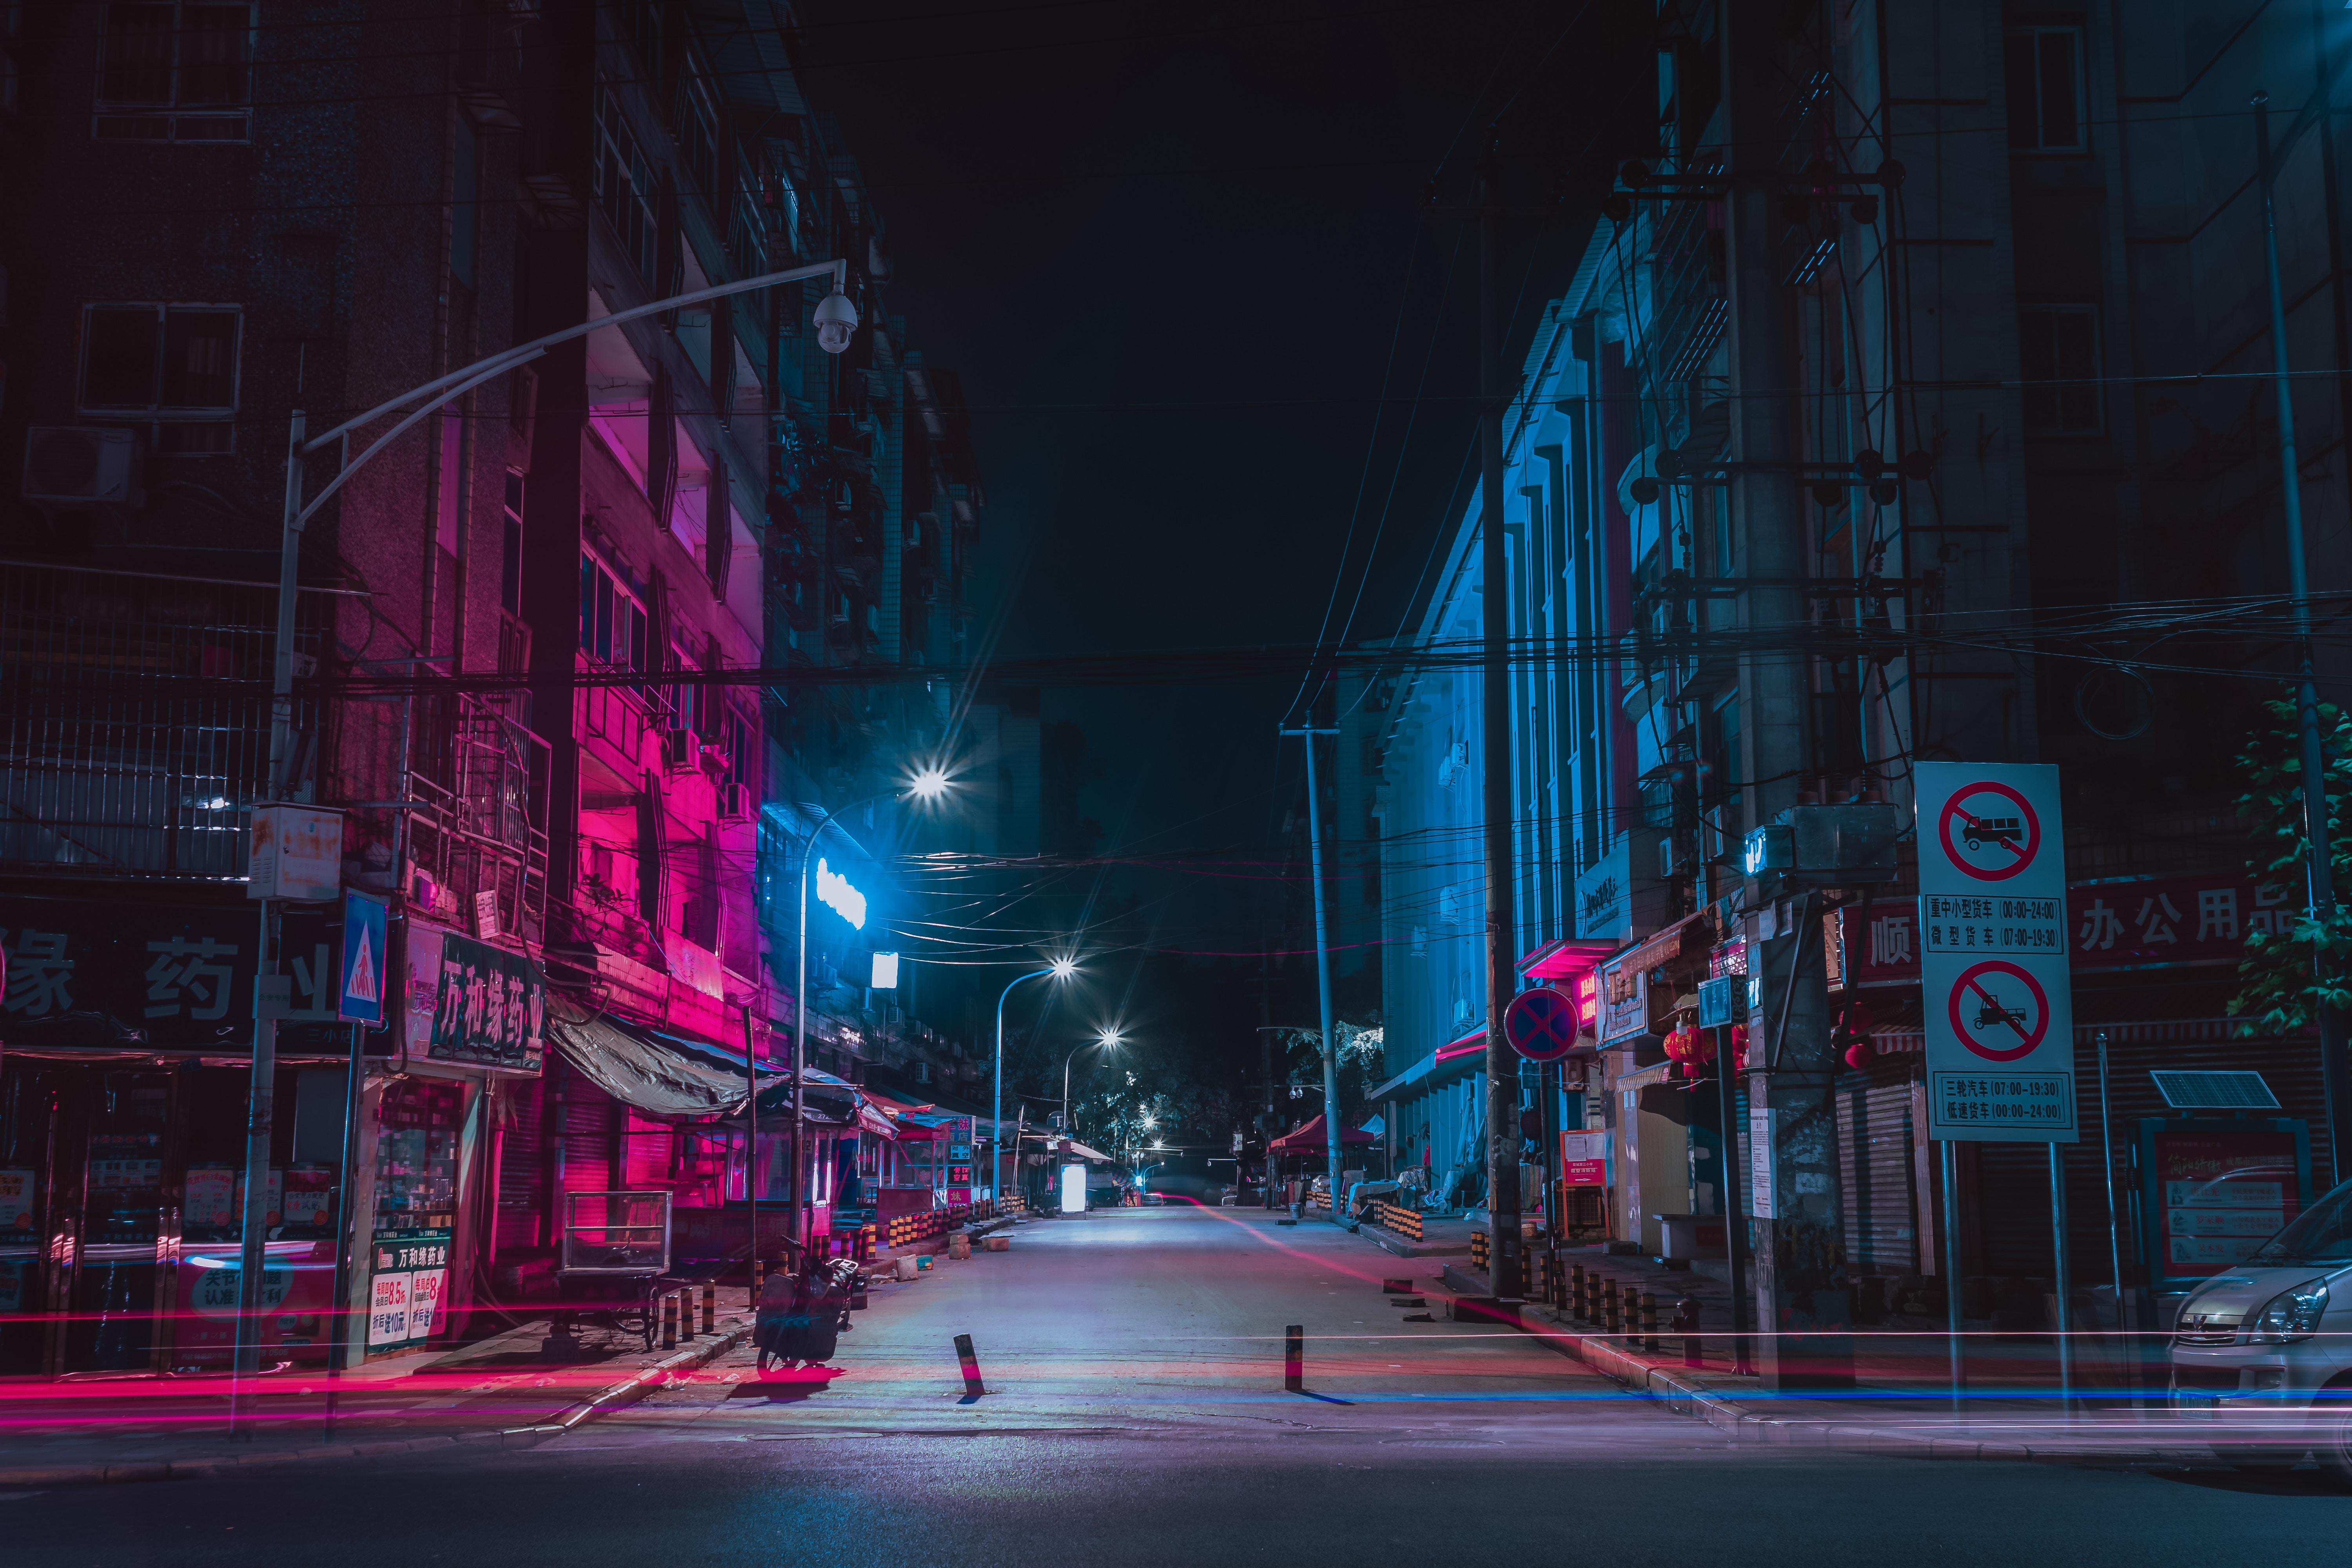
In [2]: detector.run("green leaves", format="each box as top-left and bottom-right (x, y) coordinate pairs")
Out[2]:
(2229, 695), (2352, 1034)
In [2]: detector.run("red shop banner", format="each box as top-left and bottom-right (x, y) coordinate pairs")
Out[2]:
(1836, 871), (2290, 987)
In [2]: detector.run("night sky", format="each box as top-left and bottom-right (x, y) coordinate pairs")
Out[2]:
(793, 2), (1651, 1096)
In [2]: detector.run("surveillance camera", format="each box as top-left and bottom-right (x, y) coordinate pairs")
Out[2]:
(813, 288), (859, 355)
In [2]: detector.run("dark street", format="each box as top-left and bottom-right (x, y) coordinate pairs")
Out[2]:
(8, 1209), (2348, 1565)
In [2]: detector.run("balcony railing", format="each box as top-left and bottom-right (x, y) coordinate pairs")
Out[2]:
(0, 563), (320, 880)
(403, 693), (550, 947)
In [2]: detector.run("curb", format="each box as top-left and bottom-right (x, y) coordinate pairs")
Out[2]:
(0, 1321), (754, 1490)
(1519, 1314), (2171, 1465)
(1377, 1234), (2165, 1468)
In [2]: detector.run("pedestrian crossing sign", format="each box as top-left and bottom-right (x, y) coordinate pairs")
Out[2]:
(340, 891), (388, 1025)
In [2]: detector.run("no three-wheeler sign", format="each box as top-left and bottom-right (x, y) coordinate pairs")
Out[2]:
(1914, 762), (2078, 1143)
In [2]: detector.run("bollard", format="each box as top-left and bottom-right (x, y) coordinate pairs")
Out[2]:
(1675, 1298), (1703, 1368)
(1570, 1263), (1588, 1322)
(1585, 1268), (1602, 1327)
(1602, 1277), (1621, 1336)
(702, 1282), (717, 1336)
(661, 1290), (679, 1351)
(677, 1287), (695, 1341)
(954, 1332), (987, 1397)
(1639, 1290), (1659, 1352)
(751, 1258), (764, 1311)
(1284, 1324), (1304, 1392)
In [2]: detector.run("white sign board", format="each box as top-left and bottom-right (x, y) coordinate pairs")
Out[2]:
(247, 805), (343, 901)
(1914, 762), (2077, 1142)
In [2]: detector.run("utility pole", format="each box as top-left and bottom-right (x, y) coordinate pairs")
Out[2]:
(2254, 91), (2352, 1184)
(1721, 6), (1848, 1388)
(1280, 726), (1345, 1220)
(1477, 145), (1523, 1300)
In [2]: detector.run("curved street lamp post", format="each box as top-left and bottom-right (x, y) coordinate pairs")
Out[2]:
(993, 958), (1076, 1203)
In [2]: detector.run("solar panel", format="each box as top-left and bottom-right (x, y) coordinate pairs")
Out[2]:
(2150, 1069), (2279, 1111)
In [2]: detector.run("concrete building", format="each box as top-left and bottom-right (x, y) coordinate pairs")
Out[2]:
(1355, 0), (2352, 1336)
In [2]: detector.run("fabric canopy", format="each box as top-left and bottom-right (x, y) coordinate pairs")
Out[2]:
(546, 1011), (780, 1120)
(1269, 1114), (1375, 1153)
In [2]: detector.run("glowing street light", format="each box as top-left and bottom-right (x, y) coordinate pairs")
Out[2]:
(994, 957), (1082, 1201)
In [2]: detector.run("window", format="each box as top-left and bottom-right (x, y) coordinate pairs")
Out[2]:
(592, 83), (658, 283)
(669, 640), (710, 736)
(2018, 303), (2102, 434)
(730, 167), (768, 278)
(79, 303), (241, 452)
(95, 3), (254, 142)
(578, 549), (653, 674)
(677, 73), (718, 199)
(2005, 25), (2085, 152)
(500, 472), (526, 616)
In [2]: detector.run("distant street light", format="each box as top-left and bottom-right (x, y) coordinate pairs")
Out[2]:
(788, 771), (955, 1255)
(1063, 1029), (1124, 1133)
(995, 958), (1081, 1200)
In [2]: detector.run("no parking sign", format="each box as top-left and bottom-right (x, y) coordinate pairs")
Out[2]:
(1914, 762), (2077, 1143)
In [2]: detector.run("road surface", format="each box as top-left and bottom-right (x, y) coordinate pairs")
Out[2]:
(5, 1207), (2343, 1564)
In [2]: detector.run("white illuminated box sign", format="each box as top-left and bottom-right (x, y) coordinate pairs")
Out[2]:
(1059, 1164), (1088, 1213)
(870, 951), (899, 989)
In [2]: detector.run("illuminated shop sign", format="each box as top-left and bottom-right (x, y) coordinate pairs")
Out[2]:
(815, 858), (867, 929)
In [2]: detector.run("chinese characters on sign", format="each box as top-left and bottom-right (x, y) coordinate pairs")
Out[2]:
(1914, 762), (2078, 1143)
(367, 1231), (452, 1348)
(403, 922), (545, 1073)
(1842, 872), (2285, 988)
(0, 898), (352, 1049)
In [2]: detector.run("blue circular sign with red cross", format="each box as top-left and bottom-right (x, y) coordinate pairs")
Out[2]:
(1946, 959), (2050, 1063)
(1937, 780), (2043, 883)
(1504, 986), (1583, 1062)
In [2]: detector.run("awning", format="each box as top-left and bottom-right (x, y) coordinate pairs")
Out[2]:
(1269, 1114), (1375, 1153)
(546, 1011), (780, 1120)
(1518, 936), (1619, 980)
(1365, 1025), (1489, 1102)
(1621, 912), (1711, 979)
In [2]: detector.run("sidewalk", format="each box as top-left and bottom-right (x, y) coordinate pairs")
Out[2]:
(1381, 1235), (2201, 1466)
(0, 1299), (760, 1487)
(0, 1213), (1032, 1487)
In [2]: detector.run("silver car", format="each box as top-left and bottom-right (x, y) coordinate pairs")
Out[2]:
(2171, 1176), (2352, 1480)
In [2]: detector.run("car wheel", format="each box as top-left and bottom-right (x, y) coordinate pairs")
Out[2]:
(2314, 1390), (2352, 1488)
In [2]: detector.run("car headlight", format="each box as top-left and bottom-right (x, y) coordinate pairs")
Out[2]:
(2247, 1279), (2329, 1343)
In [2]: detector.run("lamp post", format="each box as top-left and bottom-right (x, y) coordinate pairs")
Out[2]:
(790, 770), (949, 1256)
(1061, 1031), (1123, 1134)
(995, 958), (1077, 1201)
(233, 255), (865, 1433)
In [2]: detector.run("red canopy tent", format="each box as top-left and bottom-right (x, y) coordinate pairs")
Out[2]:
(1268, 1114), (1375, 1154)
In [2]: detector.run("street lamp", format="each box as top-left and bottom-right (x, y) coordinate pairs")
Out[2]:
(1062, 1029), (1124, 1134)
(994, 956), (1079, 1202)
(783, 769), (953, 1258)
(236, 256), (864, 1428)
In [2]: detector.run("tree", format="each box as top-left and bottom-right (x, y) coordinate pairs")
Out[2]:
(2229, 695), (2352, 1035)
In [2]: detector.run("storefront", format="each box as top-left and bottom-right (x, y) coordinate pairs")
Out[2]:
(0, 895), (547, 1374)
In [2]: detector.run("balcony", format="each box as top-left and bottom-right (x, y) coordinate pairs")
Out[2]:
(401, 693), (551, 947)
(0, 563), (320, 881)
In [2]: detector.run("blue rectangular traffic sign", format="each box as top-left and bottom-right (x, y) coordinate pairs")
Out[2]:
(339, 891), (388, 1025)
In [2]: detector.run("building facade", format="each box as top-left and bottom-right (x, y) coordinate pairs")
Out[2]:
(0, 1), (1006, 1375)
(1359, 0), (2352, 1326)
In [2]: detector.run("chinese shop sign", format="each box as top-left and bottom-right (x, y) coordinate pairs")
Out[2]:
(403, 921), (545, 1074)
(0, 896), (356, 1050)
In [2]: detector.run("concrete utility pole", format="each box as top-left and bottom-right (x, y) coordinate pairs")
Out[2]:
(1477, 145), (1524, 1299)
(1720, 5), (1849, 1388)
(2254, 91), (2352, 1185)
(1280, 727), (1346, 1220)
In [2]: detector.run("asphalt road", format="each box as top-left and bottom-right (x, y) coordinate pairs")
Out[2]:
(6, 1207), (2346, 1565)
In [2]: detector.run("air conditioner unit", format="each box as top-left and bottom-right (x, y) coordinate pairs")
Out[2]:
(915, 1061), (931, 1085)
(408, 868), (440, 913)
(659, 727), (697, 770)
(23, 426), (142, 505)
(719, 781), (752, 820)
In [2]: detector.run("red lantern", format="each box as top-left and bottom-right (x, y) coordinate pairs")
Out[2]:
(1728, 1024), (1750, 1071)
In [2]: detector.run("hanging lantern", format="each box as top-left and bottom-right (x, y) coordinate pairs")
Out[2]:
(1728, 1023), (1750, 1072)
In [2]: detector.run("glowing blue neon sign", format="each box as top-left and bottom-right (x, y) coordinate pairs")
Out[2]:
(815, 858), (867, 929)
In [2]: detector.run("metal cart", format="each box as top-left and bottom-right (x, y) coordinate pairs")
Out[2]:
(554, 1191), (673, 1351)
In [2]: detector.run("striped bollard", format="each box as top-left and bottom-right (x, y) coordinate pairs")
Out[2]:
(677, 1287), (695, 1341)
(701, 1283), (717, 1336)
(661, 1290), (679, 1351)
(1284, 1324), (1303, 1392)
(954, 1333), (986, 1397)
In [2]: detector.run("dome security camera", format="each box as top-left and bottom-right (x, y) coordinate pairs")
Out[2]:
(813, 288), (859, 354)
